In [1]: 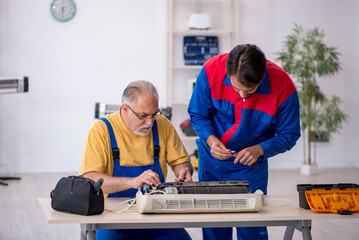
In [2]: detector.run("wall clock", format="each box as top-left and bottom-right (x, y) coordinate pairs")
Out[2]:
(50, 0), (76, 22)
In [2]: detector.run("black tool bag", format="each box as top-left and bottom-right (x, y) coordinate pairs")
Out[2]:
(50, 176), (104, 215)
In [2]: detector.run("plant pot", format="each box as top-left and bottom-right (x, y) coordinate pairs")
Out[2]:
(309, 131), (329, 142)
(300, 163), (318, 176)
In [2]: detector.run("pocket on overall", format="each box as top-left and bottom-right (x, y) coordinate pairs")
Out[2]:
(196, 138), (220, 181)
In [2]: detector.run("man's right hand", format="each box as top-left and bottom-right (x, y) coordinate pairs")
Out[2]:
(131, 170), (161, 189)
(207, 135), (232, 160)
(84, 170), (161, 194)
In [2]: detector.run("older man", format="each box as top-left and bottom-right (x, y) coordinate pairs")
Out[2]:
(79, 80), (193, 240)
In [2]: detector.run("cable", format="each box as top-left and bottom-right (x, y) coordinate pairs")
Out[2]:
(148, 190), (167, 195)
(158, 183), (177, 190)
(112, 198), (136, 214)
(111, 189), (167, 213)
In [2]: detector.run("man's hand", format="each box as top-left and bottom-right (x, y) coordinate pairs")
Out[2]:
(233, 145), (264, 166)
(176, 166), (193, 182)
(171, 162), (193, 182)
(130, 170), (161, 189)
(207, 135), (232, 160)
(84, 170), (162, 194)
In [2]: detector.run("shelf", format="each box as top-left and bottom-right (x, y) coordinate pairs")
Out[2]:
(169, 65), (202, 70)
(166, 0), (239, 144)
(169, 29), (237, 35)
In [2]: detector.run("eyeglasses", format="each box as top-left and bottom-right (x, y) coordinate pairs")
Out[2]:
(126, 104), (162, 121)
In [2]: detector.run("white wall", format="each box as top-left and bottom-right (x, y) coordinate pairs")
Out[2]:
(356, 0), (359, 168)
(238, 0), (359, 169)
(0, 0), (358, 173)
(0, 0), (167, 173)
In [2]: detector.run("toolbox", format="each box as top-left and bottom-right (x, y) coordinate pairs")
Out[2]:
(297, 183), (359, 214)
(183, 36), (218, 65)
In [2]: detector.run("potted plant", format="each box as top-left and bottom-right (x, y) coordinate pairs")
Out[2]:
(276, 24), (349, 175)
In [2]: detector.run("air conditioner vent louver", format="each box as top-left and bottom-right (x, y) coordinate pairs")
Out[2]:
(153, 198), (249, 210)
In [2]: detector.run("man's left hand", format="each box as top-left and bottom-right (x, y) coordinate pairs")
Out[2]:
(171, 162), (193, 182)
(176, 167), (193, 182)
(233, 145), (264, 166)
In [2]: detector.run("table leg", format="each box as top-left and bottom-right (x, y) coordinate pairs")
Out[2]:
(80, 224), (96, 240)
(296, 220), (312, 240)
(80, 230), (86, 240)
(301, 227), (312, 240)
(283, 225), (295, 240)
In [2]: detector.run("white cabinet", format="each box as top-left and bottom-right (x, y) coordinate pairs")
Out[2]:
(166, 0), (239, 150)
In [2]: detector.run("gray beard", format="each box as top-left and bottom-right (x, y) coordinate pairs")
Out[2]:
(133, 126), (151, 136)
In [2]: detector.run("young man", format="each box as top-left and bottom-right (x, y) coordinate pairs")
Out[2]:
(188, 44), (301, 240)
(80, 80), (193, 240)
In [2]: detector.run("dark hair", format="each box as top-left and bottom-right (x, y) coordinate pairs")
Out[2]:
(226, 44), (267, 88)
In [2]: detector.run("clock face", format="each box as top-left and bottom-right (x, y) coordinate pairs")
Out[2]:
(50, 0), (76, 22)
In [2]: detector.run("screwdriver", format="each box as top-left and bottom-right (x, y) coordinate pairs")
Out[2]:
(93, 178), (104, 192)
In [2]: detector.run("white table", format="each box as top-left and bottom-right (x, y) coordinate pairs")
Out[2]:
(38, 195), (359, 240)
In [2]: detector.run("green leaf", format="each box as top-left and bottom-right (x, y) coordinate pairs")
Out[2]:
(275, 24), (348, 164)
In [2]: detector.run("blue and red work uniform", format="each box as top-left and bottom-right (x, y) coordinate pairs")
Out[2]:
(188, 53), (300, 240)
(96, 118), (191, 240)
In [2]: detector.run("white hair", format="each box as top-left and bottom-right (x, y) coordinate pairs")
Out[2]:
(122, 80), (159, 106)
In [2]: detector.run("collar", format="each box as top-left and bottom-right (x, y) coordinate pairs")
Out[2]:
(255, 70), (270, 94)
